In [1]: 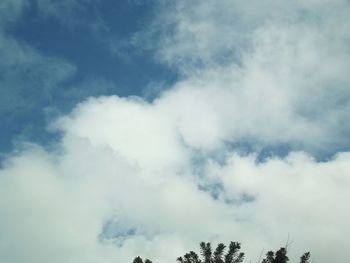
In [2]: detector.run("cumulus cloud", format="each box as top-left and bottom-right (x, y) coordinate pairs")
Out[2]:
(144, 0), (350, 155)
(1, 0), (350, 263)
(1, 95), (350, 263)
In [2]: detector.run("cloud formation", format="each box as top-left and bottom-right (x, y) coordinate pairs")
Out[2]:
(1, 95), (350, 263)
(148, 0), (350, 155)
(1, 1), (350, 263)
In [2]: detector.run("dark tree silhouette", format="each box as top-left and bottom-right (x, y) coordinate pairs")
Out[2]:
(224, 242), (244, 263)
(133, 241), (310, 263)
(176, 242), (244, 263)
(133, 256), (153, 263)
(261, 247), (311, 263)
(200, 242), (212, 263)
(261, 251), (275, 263)
(262, 248), (288, 263)
(213, 243), (225, 263)
(133, 256), (144, 263)
(274, 248), (288, 263)
(300, 252), (311, 263)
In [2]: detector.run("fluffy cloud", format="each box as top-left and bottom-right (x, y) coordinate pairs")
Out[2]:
(153, 0), (350, 69)
(1, 96), (350, 263)
(145, 0), (350, 155)
(1, 0), (350, 263)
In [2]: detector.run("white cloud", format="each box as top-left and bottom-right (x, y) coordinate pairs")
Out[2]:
(144, 0), (350, 154)
(56, 96), (188, 172)
(1, 0), (350, 263)
(1, 95), (350, 262)
(153, 0), (350, 70)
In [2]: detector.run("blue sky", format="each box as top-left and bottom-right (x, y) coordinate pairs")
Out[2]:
(1, 0), (177, 154)
(1, 1), (350, 263)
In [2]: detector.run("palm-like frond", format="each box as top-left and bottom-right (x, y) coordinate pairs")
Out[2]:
(225, 242), (243, 263)
(200, 242), (212, 263)
(300, 252), (310, 263)
(213, 243), (226, 263)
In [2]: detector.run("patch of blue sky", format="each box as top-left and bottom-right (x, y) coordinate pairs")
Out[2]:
(9, 0), (178, 96)
(198, 182), (256, 207)
(99, 219), (139, 247)
(2, 0), (345, 164)
(231, 141), (338, 163)
(0, 0), (178, 155)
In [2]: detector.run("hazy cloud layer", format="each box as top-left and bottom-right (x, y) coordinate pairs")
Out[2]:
(1, 0), (350, 263)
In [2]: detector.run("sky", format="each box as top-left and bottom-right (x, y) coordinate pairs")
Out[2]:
(0, 0), (350, 262)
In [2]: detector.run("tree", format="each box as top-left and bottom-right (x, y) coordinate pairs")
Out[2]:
(133, 241), (310, 263)
(300, 252), (311, 263)
(213, 243), (225, 263)
(262, 248), (288, 263)
(200, 242), (212, 263)
(261, 247), (311, 263)
(261, 251), (274, 263)
(133, 256), (153, 263)
(133, 256), (144, 263)
(224, 242), (244, 263)
(274, 248), (288, 263)
(177, 242), (244, 263)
